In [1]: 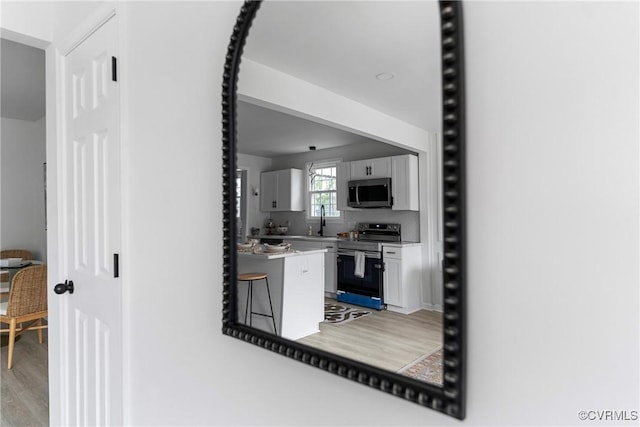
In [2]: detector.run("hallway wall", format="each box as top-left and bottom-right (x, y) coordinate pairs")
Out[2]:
(1, 117), (47, 261)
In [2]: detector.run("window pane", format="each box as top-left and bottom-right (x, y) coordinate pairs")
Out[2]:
(309, 164), (340, 218)
(235, 176), (241, 218)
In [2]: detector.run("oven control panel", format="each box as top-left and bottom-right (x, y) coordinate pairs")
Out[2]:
(357, 223), (400, 232)
(356, 223), (401, 242)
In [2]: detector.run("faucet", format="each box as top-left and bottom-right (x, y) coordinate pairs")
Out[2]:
(318, 204), (326, 236)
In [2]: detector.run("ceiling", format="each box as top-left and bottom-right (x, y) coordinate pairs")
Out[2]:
(238, 0), (441, 158)
(238, 101), (383, 157)
(1, 38), (46, 122)
(0, 1), (441, 152)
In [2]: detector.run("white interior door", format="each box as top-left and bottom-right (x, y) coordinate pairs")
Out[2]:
(431, 133), (444, 307)
(50, 15), (122, 426)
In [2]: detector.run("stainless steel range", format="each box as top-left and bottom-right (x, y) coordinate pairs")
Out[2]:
(336, 223), (401, 310)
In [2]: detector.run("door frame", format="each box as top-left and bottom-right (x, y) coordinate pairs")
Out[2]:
(45, 3), (129, 425)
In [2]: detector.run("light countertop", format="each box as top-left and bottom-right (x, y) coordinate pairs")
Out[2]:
(256, 234), (340, 242)
(237, 248), (328, 260)
(252, 235), (420, 246)
(381, 241), (422, 247)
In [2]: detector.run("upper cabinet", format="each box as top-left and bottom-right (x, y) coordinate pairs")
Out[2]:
(349, 157), (392, 179)
(260, 168), (305, 212)
(391, 154), (419, 211)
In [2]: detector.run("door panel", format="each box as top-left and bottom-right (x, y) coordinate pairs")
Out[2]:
(52, 15), (122, 426)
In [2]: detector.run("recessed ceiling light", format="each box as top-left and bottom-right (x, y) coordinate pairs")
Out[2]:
(375, 72), (395, 81)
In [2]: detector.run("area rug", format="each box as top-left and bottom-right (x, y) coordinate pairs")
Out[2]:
(324, 303), (371, 325)
(398, 349), (443, 385)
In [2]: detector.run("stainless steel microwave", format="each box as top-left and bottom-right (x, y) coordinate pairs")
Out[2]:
(347, 178), (392, 208)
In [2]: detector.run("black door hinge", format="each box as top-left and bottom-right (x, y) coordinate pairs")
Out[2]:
(114, 253), (119, 278)
(112, 56), (118, 82)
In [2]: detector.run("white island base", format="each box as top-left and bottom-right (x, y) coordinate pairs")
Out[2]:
(237, 249), (325, 340)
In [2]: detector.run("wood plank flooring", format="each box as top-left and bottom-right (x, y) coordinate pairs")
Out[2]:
(297, 299), (442, 374)
(1, 329), (49, 426)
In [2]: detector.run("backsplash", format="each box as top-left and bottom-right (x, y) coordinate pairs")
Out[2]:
(268, 209), (420, 241)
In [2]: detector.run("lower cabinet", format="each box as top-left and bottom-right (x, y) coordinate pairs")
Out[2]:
(383, 257), (402, 306)
(284, 239), (337, 296)
(382, 244), (422, 314)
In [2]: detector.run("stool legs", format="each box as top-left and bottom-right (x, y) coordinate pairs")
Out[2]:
(244, 280), (254, 326)
(242, 277), (277, 335)
(264, 277), (277, 335)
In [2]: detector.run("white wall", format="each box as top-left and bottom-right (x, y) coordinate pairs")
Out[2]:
(238, 152), (273, 236)
(0, 117), (47, 260)
(463, 2), (639, 424)
(5, 1), (638, 426)
(122, 1), (638, 426)
(0, 1), (52, 47)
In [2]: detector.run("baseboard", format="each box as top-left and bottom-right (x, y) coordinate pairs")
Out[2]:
(422, 303), (443, 313)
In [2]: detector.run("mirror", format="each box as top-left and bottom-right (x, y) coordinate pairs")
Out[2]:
(222, 0), (465, 419)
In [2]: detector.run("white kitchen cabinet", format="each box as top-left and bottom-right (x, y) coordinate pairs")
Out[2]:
(260, 169), (304, 212)
(284, 238), (337, 296)
(383, 257), (402, 306)
(382, 244), (422, 314)
(350, 157), (392, 179)
(391, 154), (419, 211)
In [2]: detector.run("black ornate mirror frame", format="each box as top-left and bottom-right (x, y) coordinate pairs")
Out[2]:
(221, 0), (465, 419)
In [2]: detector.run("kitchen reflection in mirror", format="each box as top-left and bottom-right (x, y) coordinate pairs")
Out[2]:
(235, 0), (445, 386)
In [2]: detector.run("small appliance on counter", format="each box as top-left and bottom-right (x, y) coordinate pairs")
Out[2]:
(264, 219), (276, 235)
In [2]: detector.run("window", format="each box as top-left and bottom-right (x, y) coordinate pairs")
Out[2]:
(307, 161), (340, 218)
(236, 169), (247, 240)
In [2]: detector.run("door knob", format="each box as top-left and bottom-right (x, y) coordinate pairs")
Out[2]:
(54, 280), (74, 295)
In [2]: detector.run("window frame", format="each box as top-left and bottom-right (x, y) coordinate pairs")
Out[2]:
(235, 168), (248, 241)
(305, 159), (343, 221)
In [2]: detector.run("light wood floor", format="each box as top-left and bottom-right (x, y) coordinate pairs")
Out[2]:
(1, 329), (49, 426)
(297, 299), (442, 373)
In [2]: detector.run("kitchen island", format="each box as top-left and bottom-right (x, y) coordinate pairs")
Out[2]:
(237, 248), (326, 340)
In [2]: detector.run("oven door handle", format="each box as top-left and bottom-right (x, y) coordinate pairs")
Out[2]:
(337, 250), (381, 258)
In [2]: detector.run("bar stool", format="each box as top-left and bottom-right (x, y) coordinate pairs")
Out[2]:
(238, 272), (277, 335)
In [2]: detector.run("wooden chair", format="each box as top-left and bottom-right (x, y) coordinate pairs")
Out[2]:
(0, 265), (48, 369)
(0, 249), (33, 261)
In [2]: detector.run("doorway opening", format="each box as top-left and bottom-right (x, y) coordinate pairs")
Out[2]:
(0, 36), (49, 426)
